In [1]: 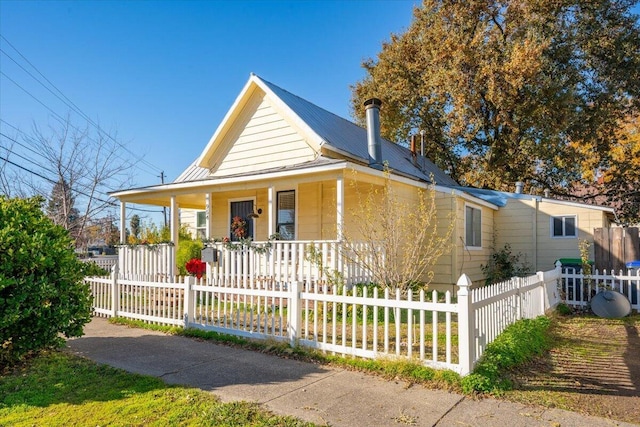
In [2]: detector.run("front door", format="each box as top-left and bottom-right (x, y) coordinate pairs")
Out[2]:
(230, 200), (254, 241)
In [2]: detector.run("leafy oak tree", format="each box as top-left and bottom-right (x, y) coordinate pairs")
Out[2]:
(568, 112), (640, 223)
(351, 0), (640, 221)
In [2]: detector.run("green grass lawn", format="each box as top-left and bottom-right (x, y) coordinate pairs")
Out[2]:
(0, 351), (315, 427)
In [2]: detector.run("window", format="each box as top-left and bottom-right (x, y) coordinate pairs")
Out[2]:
(196, 211), (206, 239)
(276, 190), (295, 240)
(551, 215), (577, 238)
(465, 205), (482, 248)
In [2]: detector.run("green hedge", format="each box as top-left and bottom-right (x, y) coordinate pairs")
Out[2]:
(0, 196), (92, 365)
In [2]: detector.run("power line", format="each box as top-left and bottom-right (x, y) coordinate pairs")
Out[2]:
(0, 34), (164, 174)
(0, 154), (163, 214)
(0, 71), (161, 177)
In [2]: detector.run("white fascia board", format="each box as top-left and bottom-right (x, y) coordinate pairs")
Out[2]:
(196, 76), (256, 167)
(110, 161), (350, 200)
(321, 143), (368, 164)
(539, 197), (615, 213)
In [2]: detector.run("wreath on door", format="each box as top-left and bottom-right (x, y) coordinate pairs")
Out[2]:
(230, 216), (248, 239)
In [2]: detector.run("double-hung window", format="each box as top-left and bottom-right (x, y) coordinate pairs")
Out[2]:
(276, 190), (295, 240)
(196, 211), (207, 239)
(551, 215), (577, 238)
(465, 205), (482, 248)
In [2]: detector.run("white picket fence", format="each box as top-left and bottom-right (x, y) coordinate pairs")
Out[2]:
(560, 266), (640, 312)
(206, 240), (377, 287)
(80, 255), (118, 271)
(117, 244), (175, 278)
(85, 264), (561, 375)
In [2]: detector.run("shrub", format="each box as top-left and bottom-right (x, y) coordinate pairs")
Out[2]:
(80, 261), (109, 277)
(0, 196), (92, 365)
(481, 243), (531, 286)
(176, 230), (203, 276)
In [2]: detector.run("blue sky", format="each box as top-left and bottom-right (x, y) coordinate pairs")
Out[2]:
(0, 0), (417, 223)
(2, 1), (638, 224)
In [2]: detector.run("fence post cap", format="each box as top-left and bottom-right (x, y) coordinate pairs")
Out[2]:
(456, 274), (472, 289)
(555, 260), (563, 268)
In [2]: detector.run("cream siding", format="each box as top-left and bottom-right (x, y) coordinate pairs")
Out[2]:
(494, 198), (610, 271)
(451, 199), (494, 286)
(180, 209), (198, 238)
(493, 199), (536, 270)
(210, 97), (317, 177)
(297, 182), (323, 240)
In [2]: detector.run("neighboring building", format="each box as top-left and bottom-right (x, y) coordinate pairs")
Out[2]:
(110, 74), (616, 288)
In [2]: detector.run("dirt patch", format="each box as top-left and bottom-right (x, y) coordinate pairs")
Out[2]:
(504, 314), (640, 424)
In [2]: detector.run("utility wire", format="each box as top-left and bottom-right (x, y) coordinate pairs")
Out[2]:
(0, 70), (159, 176)
(0, 35), (163, 174)
(0, 154), (163, 214)
(0, 72), (160, 177)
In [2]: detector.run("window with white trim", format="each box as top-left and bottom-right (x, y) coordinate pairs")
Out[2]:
(276, 190), (295, 240)
(465, 205), (482, 248)
(551, 215), (577, 238)
(196, 211), (206, 239)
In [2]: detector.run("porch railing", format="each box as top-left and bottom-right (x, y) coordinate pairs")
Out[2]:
(206, 240), (376, 288)
(117, 244), (175, 278)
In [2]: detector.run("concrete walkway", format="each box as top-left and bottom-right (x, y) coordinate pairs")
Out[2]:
(66, 318), (634, 427)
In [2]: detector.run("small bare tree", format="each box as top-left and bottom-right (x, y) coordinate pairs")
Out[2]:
(5, 116), (135, 248)
(342, 167), (455, 293)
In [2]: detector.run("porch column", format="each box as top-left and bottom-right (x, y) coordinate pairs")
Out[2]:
(119, 201), (126, 243)
(336, 176), (344, 241)
(170, 196), (179, 273)
(268, 185), (275, 237)
(206, 193), (214, 239)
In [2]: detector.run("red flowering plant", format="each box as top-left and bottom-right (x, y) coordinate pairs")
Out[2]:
(230, 216), (247, 239)
(185, 258), (206, 279)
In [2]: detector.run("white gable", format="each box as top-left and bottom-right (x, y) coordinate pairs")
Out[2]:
(201, 89), (318, 178)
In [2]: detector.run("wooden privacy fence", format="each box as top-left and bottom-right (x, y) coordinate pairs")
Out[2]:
(86, 265), (561, 375)
(594, 227), (640, 271)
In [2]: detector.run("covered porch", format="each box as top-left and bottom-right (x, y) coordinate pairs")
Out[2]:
(112, 162), (378, 286)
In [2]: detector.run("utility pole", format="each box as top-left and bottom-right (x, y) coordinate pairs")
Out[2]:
(159, 171), (168, 227)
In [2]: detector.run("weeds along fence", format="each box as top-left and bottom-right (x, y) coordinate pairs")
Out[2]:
(85, 266), (561, 375)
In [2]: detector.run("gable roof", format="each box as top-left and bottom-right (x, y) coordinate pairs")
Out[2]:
(177, 74), (458, 186)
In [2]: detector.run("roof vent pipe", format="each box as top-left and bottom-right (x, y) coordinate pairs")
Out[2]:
(515, 181), (524, 194)
(364, 98), (383, 170)
(410, 135), (418, 165)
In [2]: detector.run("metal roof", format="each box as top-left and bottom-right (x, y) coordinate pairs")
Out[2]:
(173, 75), (458, 187)
(452, 186), (616, 212)
(257, 77), (458, 186)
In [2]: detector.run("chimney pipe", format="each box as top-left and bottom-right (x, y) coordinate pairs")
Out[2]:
(364, 98), (383, 170)
(410, 135), (417, 165)
(515, 181), (524, 194)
